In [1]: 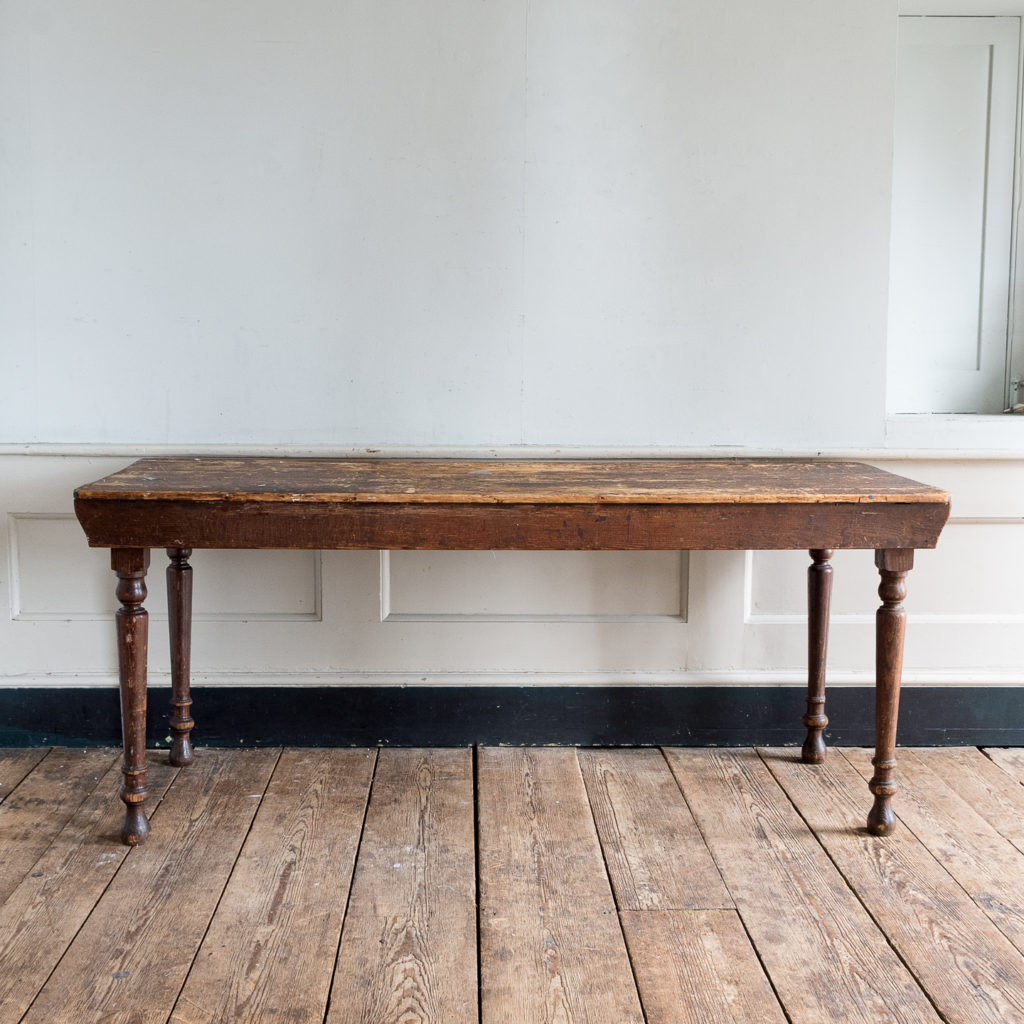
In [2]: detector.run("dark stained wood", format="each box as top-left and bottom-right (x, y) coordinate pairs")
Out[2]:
(868, 547), (913, 835)
(0, 747), (120, 903)
(166, 547), (195, 767)
(76, 498), (950, 552)
(21, 748), (279, 1024)
(802, 548), (833, 763)
(112, 546), (151, 845)
(478, 747), (645, 1023)
(171, 749), (375, 1024)
(327, 749), (477, 1024)
(72, 458), (950, 845)
(665, 748), (940, 1023)
(578, 748), (731, 910)
(0, 756), (178, 1024)
(621, 910), (789, 1024)
(74, 457), (952, 505)
(763, 746), (1024, 1023)
(74, 458), (950, 552)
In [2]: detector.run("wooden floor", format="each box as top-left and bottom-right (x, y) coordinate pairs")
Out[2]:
(3, 747), (1024, 1023)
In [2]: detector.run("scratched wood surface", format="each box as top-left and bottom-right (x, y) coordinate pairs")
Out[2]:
(74, 457), (949, 505)
(478, 746), (645, 1024)
(762, 747), (1024, 1023)
(171, 750), (376, 1024)
(578, 747), (731, 911)
(0, 756), (178, 1024)
(21, 749), (279, 1024)
(665, 747), (940, 1023)
(0, 747), (121, 903)
(5, 745), (1024, 1023)
(326, 748), (477, 1024)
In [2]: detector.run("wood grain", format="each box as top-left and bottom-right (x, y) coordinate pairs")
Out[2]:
(762, 746), (1024, 1023)
(0, 746), (120, 902)
(0, 756), (178, 1024)
(0, 749), (49, 802)
(665, 748), (939, 1023)
(844, 747), (1024, 958)
(983, 747), (1024, 784)
(802, 548), (833, 763)
(74, 458), (951, 505)
(113, 547), (151, 844)
(6, 746), (1024, 1021)
(171, 749), (375, 1024)
(578, 748), (731, 910)
(917, 746), (1024, 853)
(621, 909), (788, 1024)
(166, 547), (195, 767)
(326, 748), (477, 1024)
(478, 747), (644, 1024)
(76, 497), (950, 553)
(21, 748), (279, 1024)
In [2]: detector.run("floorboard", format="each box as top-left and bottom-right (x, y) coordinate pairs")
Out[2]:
(666, 747), (940, 1023)
(763, 746), (1024, 1023)
(578, 748), (731, 911)
(2, 745), (1024, 1023)
(0, 756), (177, 1024)
(171, 749), (376, 1024)
(983, 747), (1024, 782)
(0, 747), (120, 903)
(621, 909), (788, 1024)
(844, 747), (1024, 959)
(916, 746), (1024, 854)
(327, 748), (477, 1024)
(478, 746), (644, 1024)
(20, 748), (279, 1024)
(0, 749), (49, 803)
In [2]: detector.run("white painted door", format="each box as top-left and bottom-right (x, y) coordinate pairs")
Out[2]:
(888, 16), (1020, 413)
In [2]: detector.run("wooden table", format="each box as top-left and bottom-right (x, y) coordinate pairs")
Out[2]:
(74, 458), (950, 845)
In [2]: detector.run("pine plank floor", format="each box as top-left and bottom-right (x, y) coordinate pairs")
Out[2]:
(2, 746), (1024, 1023)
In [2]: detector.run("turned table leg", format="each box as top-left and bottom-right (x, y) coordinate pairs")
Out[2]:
(113, 548), (151, 845)
(167, 548), (195, 767)
(802, 548), (833, 763)
(867, 548), (913, 836)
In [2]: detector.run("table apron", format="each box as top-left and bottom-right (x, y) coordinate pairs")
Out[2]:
(74, 499), (948, 551)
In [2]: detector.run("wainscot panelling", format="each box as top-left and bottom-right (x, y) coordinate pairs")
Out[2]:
(9, 515), (321, 621)
(2, 452), (1022, 688)
(382, 550), (687, 622)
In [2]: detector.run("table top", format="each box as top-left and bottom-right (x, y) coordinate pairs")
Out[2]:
(75, 458), (950, 507)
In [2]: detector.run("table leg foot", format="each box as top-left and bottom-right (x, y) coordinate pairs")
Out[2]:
(114, 547), (151, 846)
(120, 771), (151, 845)
(801, 548), (833, 764)
(167, 548), (195, 767)
(867, 757), (898, 835)
(867, 549), (912, 837)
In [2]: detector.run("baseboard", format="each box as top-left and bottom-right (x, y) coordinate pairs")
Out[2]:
(1, 686), (1022, 747)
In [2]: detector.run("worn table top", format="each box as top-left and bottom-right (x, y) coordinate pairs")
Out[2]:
(75, 458), (950, 506)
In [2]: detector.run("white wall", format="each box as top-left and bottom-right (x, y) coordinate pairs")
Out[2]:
(1, 0), (895, 449)
(3, 2), (1023, 691)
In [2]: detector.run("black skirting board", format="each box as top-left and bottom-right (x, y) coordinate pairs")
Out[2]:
(0, 685), (1022, 748)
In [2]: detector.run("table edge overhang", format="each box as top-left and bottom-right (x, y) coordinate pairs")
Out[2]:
(73, 497), (951, 552)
